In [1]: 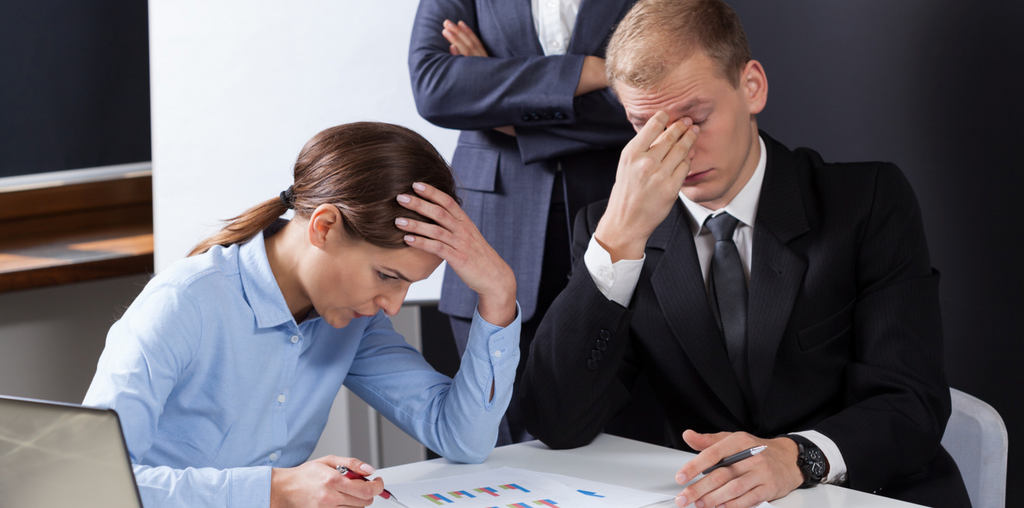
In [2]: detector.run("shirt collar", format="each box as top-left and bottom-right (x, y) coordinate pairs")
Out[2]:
(237, 230), (300, 329)
(680, 135), (767, 236)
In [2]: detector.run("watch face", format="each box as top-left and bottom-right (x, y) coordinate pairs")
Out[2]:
(807, 448), (827, 480)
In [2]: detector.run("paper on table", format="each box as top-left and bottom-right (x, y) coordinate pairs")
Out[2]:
(543, 471), (675, 507)
(384, 466), (673, 508)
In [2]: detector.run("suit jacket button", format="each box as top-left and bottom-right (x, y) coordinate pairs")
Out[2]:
(531, 112), (541, 121)
(591, 350), (603, 361)
(600, 329), (611, 340)
(554, 111), (566, 120)
(596, 339), (607, 351)
(522, 114), (531, 121)
(587, 359), (599, 370)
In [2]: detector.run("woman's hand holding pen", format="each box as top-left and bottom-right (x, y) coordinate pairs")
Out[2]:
(271, 455), (382, 508)
(673, 430), (803, 508)
(396, 182), (517, 328)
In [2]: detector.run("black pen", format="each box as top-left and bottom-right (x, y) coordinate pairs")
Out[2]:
(701, 445), (767, 475)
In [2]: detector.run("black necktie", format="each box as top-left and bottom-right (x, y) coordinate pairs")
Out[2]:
(705, 213), (752, 399)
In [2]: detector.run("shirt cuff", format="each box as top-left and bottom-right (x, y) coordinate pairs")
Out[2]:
(466, 302), (521, 369)
(583, 235), (645, 307)
(792, 430), (848, 484)
(229, 466), (272, 508)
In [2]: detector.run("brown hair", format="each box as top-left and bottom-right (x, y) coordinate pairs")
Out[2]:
(189, 122), (460, 256)
(606, 0), (751, 90)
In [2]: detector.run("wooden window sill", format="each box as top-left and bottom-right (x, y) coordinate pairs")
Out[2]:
(0, 172), (153, 293)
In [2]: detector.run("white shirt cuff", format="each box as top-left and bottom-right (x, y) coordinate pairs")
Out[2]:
(583, 235), (645, 307)
(792, 430), (848, 484)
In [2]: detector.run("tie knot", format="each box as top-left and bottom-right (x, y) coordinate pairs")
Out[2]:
(705, 212), (740, 241)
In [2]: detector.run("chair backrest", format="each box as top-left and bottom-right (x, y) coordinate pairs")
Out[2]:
(941, 388), (1008, 508)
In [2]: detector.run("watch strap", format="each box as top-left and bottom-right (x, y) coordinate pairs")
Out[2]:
(784, 434), (827, 488)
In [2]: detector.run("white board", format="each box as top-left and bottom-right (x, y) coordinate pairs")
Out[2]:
(149, 0), (457, 302)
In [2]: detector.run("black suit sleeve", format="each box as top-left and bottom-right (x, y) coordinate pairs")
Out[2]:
(520, 203), (639, 448)
(812, 164), (951, 492)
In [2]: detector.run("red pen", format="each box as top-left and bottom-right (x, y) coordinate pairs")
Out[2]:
(336, 465), (410, 508)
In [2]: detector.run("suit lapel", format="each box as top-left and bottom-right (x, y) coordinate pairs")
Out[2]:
(650, 202), (752, 425)
(747, 134), (810, 412)
(568, 0), (631, 56)
(493, 0), (545, 56)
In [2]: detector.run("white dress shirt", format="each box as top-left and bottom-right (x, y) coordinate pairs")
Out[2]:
(531, 0), (581, 56)
(584, 136), (848, 484)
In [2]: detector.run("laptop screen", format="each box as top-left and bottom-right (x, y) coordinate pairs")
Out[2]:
(0, 395), (143, 508)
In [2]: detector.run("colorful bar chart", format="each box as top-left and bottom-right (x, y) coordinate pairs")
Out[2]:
(499, 484), (531, 493)
(475, 487), (500, 497)
(422, 493), (454, 505)
(506, 501), (557, 508)
(448, 490), (476, 499)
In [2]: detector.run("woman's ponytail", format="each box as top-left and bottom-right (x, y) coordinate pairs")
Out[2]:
(187, 197), (290, 256)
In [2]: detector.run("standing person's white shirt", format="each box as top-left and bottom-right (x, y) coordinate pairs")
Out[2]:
(532, 0), (581, 56)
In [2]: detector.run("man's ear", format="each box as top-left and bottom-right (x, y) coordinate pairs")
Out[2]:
(741, 59), (768, 115)
(307, 204), (345, 249)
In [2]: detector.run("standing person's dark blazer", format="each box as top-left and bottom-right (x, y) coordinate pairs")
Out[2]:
(409, 0), (636, 324)
(521, 132), (970, 506)
(408, 0), (645, 444)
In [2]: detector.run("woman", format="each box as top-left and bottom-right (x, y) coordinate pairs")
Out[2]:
(83, 122), (520, 508)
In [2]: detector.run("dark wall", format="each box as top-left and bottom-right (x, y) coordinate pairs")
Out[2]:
(0, 1), (150, 178)
(726, 1), (1024, 504)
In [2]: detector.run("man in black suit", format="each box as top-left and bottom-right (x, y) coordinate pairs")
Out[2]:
(520, 0), (970, 507)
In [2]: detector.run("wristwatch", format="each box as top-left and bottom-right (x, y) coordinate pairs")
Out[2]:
(785, 434), (828, 488)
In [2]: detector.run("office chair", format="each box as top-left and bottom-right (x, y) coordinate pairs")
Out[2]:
(941, 388), (1008, 508)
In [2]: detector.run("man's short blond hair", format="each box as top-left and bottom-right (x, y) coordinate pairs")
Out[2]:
(606, 0), (752, 90)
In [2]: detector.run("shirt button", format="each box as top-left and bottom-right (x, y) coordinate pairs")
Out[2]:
(290, 335), (299, 344)
(269, 453), (278, 462)
(278, 394), (286, 403)
(493, 350), (502, 358)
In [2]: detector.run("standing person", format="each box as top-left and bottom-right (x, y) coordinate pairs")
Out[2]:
(520, 0), (971, 507)
(84, 123), (521, 508)
(409, 0), (644, 445)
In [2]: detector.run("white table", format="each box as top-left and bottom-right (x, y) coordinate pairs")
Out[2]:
(370, 434), (925, 508)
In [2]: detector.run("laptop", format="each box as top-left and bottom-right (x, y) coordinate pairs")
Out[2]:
(0, 395), (144, 508)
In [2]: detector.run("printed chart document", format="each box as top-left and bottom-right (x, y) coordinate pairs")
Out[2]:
(385, 467), (673, 508)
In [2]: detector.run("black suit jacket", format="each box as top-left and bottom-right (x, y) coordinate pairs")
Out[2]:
(521, 133), (964, 499)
